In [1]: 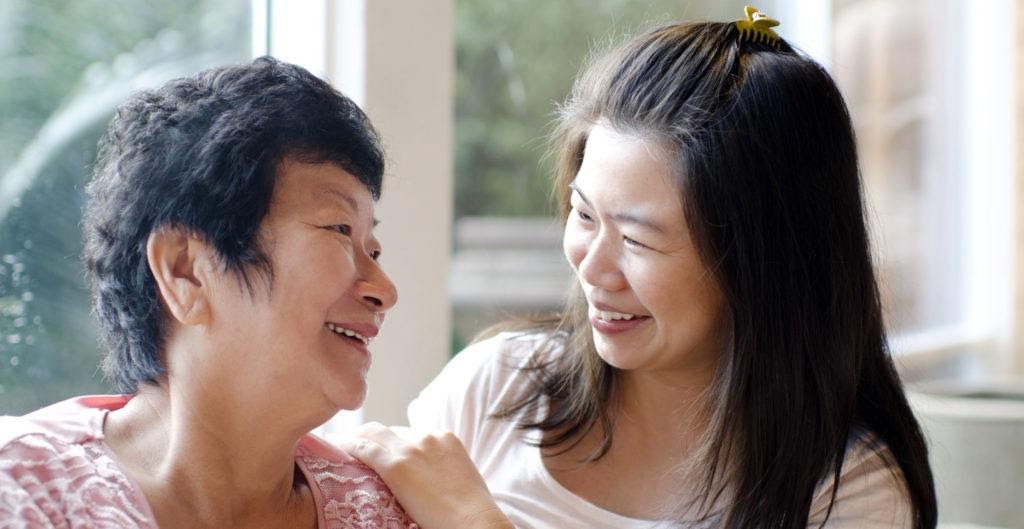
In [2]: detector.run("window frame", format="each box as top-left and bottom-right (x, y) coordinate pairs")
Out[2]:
(792, 0), (1018, 377)
(265, 0), (1018, 431)
(263, 0), (456, 429)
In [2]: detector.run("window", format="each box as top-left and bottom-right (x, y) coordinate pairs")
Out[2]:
(450, 0), (1018, 379)
(0, 0), (252, 414)
(3, 0), (1016, 428)
(830, 0), (1015, 373)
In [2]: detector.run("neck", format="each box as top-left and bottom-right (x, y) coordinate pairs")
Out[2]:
(613, 364), (716, 453)
(104, 379), (318, 525)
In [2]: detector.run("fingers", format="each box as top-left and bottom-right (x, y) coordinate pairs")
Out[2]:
(348, 422), (463, 456)
(352, 421), (405, 451)
(326, 424), (513, 529)
(334, 431), (393, 473)
(389, 425), (417, 442)
(333, 422), (464, 481)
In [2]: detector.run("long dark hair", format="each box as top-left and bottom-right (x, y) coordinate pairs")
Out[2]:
(494, 22), (936, 528)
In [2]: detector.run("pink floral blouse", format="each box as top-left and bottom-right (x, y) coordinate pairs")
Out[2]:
(0, 395), (418, 528)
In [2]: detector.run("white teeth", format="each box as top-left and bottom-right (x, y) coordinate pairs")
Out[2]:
(326, 323), (369, 345)
(595, 309), (637, 321)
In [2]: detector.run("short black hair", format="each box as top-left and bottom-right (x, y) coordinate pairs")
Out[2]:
(83, 56), (385, 393)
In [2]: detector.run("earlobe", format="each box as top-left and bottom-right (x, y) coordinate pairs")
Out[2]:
(146, 228), (210, 326)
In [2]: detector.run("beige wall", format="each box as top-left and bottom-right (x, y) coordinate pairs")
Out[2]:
(1016, 0), (1024, 377)
(327, 0), (455, 425)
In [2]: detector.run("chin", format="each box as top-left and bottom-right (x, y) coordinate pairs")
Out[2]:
(596, 354), (640, 371)
(592, 337), (639, 370)
(323, 378), (368, 411)
(337, 395), (367, 411)
(337, 389), (368, 411)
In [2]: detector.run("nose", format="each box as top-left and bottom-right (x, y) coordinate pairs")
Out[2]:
(356, 260), (398, 312)
(565, 228), (626, 292)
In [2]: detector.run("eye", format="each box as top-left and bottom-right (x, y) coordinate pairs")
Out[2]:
(576, 208), (593, 222)
(330, 224), (352, 236)
(624, 236), (649, 250)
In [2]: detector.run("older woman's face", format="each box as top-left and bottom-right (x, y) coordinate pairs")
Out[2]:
(205, 158), (396, 412)
(563, 124), (727, 382)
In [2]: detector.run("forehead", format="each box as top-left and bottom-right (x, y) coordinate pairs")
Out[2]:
(271, 158), (374, 214)
(576, 124), (682, 206)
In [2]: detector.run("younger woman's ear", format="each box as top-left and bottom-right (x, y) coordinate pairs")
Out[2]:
(146, 227), (213, 326)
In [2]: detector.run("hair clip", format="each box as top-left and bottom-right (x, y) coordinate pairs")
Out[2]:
(736, 5), (781, 48)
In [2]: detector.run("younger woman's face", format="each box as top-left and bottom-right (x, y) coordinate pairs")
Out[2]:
(563, 124), (728, 382)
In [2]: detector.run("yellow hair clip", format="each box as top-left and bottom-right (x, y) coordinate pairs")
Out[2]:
(736, 5), (781, 48)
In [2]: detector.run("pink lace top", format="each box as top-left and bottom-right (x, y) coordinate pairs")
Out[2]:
(0, 395), (418, 528)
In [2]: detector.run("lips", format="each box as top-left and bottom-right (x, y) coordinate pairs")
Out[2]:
(588, 301), (650, 335)
(589, 300), (645, 318)
(594, 309), (637, 321)
(325, 321), (379, 347)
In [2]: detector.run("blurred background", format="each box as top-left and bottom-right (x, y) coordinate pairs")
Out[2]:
(0, 1), (1020, 526)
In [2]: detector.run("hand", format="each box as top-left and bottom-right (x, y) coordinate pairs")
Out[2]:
(331, 423), (515, 529)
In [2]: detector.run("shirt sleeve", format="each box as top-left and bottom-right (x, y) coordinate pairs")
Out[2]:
(406, 335), (499, 445)
(0, 470), (54, 528)
(807, 437), (914, 528)
(0, 426), (58, 529)
(407, 332), (540, 454)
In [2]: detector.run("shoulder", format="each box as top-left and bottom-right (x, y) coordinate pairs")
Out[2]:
(0, 415), (66, 525)
(0, 396), (115, 446)
(0, 397), (110, 469)
(296, 434), (418, 528)
(808, 431), (913, 528)
(407, 330), (560, 453)
(0, 396), (152, 527)
(445, 331), (560, 397)
(0, 396), (125, 468)
(446, 331), (554, 377)
(408, 331), (559, 430)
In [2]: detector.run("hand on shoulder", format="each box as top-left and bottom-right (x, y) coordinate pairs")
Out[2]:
(330, 423), (515, 529)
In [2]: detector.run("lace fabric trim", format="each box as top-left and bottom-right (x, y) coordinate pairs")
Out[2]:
(0, 434), (155, 528)
(2, 409), (417, 528)
(298, 452), (418, 529)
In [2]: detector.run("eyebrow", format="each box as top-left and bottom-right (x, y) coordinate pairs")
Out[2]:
(319, 187), (380, 227)
(568, 182), (667, 234)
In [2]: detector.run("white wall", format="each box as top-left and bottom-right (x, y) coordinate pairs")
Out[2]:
(327, 0), (454, 426)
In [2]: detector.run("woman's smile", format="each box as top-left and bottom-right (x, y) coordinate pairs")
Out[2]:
(564, 123), (727, 375)
(325, 322), (376, 363)
(588, 302), (652, 335)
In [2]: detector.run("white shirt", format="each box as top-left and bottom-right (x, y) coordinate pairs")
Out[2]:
(408, 332), (913, 528)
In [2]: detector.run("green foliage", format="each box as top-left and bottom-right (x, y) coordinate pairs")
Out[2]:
(0, 0), (250, 413)
(453, 0), (752, 217)
(0, 0), (762, 411)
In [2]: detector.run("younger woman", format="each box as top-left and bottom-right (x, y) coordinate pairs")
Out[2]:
(344, 8), (937, 528)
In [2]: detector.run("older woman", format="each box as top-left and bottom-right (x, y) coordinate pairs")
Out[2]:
(0, 58), (417, 528)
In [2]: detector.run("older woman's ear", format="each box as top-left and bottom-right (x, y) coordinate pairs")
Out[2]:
(146, 227), (212, 326)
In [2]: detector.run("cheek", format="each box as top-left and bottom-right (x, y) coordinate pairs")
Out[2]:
(699, 283), (729, 331)
(626, 257), (697, 309)
(620, 258), (662, 297)
(297, 242), (355, 279)
(655, 270), (726, 329)
(562, 223), (587, 271)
